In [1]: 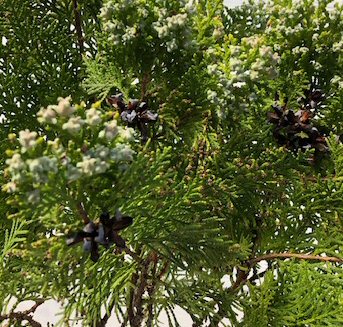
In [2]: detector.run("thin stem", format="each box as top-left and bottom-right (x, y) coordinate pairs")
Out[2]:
(141, 73), (150, 100)
(230, 252), (343, 293)
(131, 255), (152, 326)
(24, 300), (45, 314)
(248, 252), (343, 266)
(96, 294), (117, 327)
(0, 300), (44, 327)
(126, 272), (138, 327)
(207, 252), (343, 326)
(0, 312), (42, 327)
(145, 253), (158, 327)
(145, 260), (170, 327)
(72, 0), (84, 55)
(96, 306), (111, 327)
(97, 280), (126, 327)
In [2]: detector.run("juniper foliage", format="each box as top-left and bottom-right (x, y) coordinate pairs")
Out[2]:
(1, 0), (343, 326)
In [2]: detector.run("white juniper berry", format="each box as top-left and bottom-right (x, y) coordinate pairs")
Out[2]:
(27, 156), (58, 183)
(89, 145), (111, 160)
(66, 164), (82, 182)
(47, 138), (64, 155)
(77, 156), (110, 176)
(122, 26), (137, 44)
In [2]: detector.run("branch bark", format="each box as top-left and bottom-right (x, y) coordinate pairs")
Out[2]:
(141, 73), (150, 100)
(123, 272), (139, 327)
(124, 253), (166, 327)
(208, 252), (343, 326)
(230, 252), (343, 293)
(248, 252), (343, 266)
(96, 298), (116, 327)
(72, 0), (84, 55)
(0, 300), (44, 327)
(130, 255), (152, 326)
(145, 257), (169, 327)
(96, 309), (111, 327)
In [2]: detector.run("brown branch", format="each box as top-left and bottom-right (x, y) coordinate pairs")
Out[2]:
(96, 304), (112, 327)
(116, 249), (146, 326)
(97, 312), (109, 326)
(145, 260), (170, 327)
(207, 252), (343, 326)
(96, 297), (116, 327)
(130, 255), (152, 326)
(141, 73), (150, 101)
(0, 312), (42, 327)
(72, 0), (84, 55)
(245, 269), (269, 286)
(248, 252), (343, 266)
(230, 268), (249, 292)
(122, 255), (170, 327)
(0, 300), (44, 327)
(23, 300), (44, 315)
(123, 272), (139, 327)
(145, 253), (158, 327)
(229, 252), (343, 293)
(157, 262), (169, 281)
(146, 291), (154, 327)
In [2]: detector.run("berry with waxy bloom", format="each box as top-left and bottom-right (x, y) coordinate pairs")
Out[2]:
(27, 156), (58, 182)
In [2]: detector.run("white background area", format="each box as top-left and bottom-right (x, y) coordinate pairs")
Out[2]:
(226, 0), (245, 7)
